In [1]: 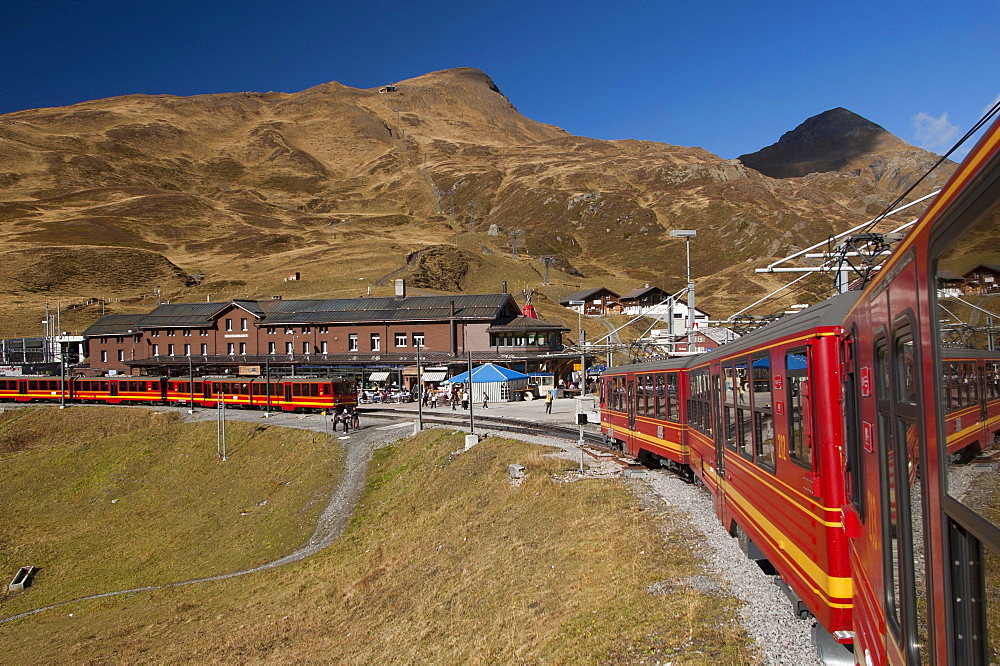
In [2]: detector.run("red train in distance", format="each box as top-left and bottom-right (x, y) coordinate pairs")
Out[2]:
(0, 375), (357, 413)
(602, 115), (1000, 664)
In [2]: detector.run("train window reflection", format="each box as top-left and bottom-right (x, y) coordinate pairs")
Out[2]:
(934, 201), (1000, 658)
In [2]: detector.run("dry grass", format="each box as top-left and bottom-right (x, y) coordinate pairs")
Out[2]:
(0, 406), (342, 622)
(2, 426), (754, 663)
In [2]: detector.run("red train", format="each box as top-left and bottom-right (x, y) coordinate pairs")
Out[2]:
(602, 115), (1000, 664)
(0, 375), (357, 413)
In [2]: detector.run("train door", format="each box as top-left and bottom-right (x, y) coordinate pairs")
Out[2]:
(875, 316), (929, 664)
(17, 379), (26, 395)
(109, 380), (118, 397)
(284, 382), (292, 404)
(626, 377), (637, 452)
(711, 365), (728, 523)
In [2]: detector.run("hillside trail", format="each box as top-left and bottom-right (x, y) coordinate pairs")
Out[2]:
(0, 412), (412, 624)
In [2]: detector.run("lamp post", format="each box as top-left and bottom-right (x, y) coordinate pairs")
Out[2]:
(568, 300), (586, 391)
(188, 355), (195, 414)
(358, 277), (371, 297)
(416, 340), (424, 431)
(670, 230), (698, 333)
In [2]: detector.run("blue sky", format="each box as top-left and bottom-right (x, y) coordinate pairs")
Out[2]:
(3, 0), (998, 159)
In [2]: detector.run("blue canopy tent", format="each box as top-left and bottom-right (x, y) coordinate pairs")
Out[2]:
(446, 363), (530, 403)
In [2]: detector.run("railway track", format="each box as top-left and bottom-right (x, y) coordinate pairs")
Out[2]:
(359, 406), (607, 444)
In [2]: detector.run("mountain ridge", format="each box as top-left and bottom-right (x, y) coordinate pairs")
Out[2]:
(0, 68), (957, 338)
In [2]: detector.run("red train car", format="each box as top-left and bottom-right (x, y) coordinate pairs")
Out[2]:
(841, 117), (1000, 664)
(165, 376), (356, 412)
(940, 348), (1000, 456)
(601, 293), (860, 647)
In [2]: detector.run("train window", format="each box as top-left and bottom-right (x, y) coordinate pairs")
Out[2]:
(751, 353), (775, 470)
(636, 375), (646, 417)
(786, 348), (811, 469)
(655, 374), (665, 419)
(723, 362), (737, 451)
(735, 358), (751, 459)
(666, 373), (679, 422)
(932, 189), (1000, 662)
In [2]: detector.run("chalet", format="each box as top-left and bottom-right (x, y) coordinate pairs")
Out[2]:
(673, 327), (740, 354)
(963, 264), (1000, 295)
(936, 269), (966, 298)
(558, 288), (620, 316)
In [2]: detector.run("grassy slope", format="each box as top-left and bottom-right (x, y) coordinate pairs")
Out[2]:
(2, 426), (754, 663)
(0, 407), (342, 620)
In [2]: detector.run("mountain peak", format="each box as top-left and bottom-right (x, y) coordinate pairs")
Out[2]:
(738, 107), (903, 179)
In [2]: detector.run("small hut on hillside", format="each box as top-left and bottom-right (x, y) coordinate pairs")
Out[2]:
(446, 363), (529, 404)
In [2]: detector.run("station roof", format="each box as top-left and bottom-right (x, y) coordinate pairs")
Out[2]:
(84, 294), (523, 335)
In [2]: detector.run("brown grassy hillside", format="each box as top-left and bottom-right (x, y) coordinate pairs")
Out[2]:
(0, 68), (953, 336)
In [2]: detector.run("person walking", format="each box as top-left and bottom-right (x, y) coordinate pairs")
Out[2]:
(461, 389), (469, 410)
(450, 391), (458, 410)
(544, 391), (553, 414)
(482, 392), (489, 409)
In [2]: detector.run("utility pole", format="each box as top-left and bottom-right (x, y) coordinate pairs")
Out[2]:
(540, 256), (555, 285)
(670, 230), (698, 333)
(510, 229), (523, 259)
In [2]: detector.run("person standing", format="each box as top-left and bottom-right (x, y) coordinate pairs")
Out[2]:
(544, 391), (553, 414)
(482, 392), (489, 409)
(461, 389), (469, 410)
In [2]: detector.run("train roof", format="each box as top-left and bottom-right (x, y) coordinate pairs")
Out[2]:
(603, 290), (861, 376)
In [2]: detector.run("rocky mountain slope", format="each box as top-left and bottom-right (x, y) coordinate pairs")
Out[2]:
(0, 68), (956, 337)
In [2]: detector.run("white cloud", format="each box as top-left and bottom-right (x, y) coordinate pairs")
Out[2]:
(912, 111), (959, 153)
(984, 94), (1000, 116)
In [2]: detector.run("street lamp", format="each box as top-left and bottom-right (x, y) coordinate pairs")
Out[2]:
(358, 277), (371, 297)
(670, 230), (698, 333)
(568, 300), (586, 392)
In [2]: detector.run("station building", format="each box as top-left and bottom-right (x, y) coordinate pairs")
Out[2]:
(82, 292), (576, 388)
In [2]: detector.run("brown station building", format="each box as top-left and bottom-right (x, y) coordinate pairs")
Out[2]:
(83, 293), (576, 388)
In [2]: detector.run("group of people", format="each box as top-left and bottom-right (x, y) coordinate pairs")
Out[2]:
(332, 406), (360, 432)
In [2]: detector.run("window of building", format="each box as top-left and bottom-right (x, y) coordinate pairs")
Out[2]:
(168, 344), (175, 357)
(284, 327), (294, 335)
(413, 332), (425, 348)
(184, 344), (191, 356)
(320, 341), (328, 354)
(240, 318), (248, 331)
(395, 333), (407, 347)
(302, 341), (309, 355)
(267, 327), (276, 335)
(268, 342), (276, 354)
(117, 350), (124, 362)
(371, 334), (380, 351)
(150, 330), (159, 337)
(285, 341), (293, 354)
(227, 343), (235, 355)
(101, 350), (108, 363)
(200, 329), (209, 337)
(225, 319), (233, 331)
(116, 336), (124, 344)
(183, 329), (191, 337)
(319, 326), (329, 334)
(198, 343), (206, 355)
(349, 334), (358, 351)
(240, 342), (247, 354)
(302, 326), (311, 334)
(167, 329), (176, 337)
(152, 344), (159, 356)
